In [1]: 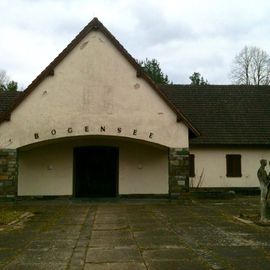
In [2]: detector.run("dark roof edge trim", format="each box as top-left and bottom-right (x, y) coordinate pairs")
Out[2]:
(190, 142), (270, 146)
(0, 113), (10, 121)
(0, 18), (200, 137)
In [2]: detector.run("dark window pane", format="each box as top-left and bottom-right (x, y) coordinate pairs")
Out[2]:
(226, 154), (242, 177)
(189, 154), (195, 177)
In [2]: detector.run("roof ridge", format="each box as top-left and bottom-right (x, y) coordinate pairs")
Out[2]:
(0, 18), (200, 136)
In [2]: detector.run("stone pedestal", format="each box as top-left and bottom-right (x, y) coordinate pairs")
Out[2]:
(169, 148), (189, 198)
(0, 149), (17, 197)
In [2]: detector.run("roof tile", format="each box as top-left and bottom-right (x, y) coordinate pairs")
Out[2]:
(0, 91), (23, 120)
(159, 84), (270, 145)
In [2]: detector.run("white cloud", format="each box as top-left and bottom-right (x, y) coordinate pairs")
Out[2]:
(1, 0), (270, 87)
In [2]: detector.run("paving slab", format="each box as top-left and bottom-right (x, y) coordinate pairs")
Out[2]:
(135, 235), (182, 248)
(226, 258), (270, 270)
(213, 246), (266, 258)
(142, 247), (195, 260)
(146, 260), (209, 270)
(89, 237), (136, 248)
(92, 223), (128, 230)
(26, 239), (77, 250)
(13, 248), (74, 263)
(4, 263), (68, 270)
(84, 262), (147, 270)
(86, 247), (143, 263)
(129, 222), (164, 231)
(91, 230), (132, 239)
(1, 196), (270, 269)
(0, 249), (15, 263)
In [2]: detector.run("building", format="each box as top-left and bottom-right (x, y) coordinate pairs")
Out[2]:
(0, 18), (268, 198)
(160, 85), (270, 190)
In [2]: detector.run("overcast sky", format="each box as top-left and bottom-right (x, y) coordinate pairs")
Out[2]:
(1, 0), (270, 89)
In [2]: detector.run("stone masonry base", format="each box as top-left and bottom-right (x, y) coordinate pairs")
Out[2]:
(0, 149), (17, 197)
(169, 148), (189, 198)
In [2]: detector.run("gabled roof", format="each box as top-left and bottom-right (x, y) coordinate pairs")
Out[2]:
(0, 17), (199, 137)
(0, 91), (24, 121)
(160, 84), (270, 145)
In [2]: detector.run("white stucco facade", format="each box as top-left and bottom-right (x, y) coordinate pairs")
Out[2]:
(190, 146), (268, 188)
(0, 30), (188, 150)
(18, 137), (168, 196)
(0, 25), (190, 197)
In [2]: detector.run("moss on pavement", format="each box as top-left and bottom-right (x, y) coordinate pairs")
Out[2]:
(0, 209), (24, 225)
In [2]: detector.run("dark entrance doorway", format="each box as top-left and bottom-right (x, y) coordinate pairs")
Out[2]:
(74, 146), (119, 197)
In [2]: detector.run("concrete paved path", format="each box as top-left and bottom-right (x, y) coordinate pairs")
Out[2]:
(1, 197), (270, 269)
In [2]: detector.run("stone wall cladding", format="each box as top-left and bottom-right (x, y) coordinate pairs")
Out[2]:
(169, 148), (189, 198)
(0, 149), (17, 197)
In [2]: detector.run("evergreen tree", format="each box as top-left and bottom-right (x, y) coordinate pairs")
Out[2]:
(139, 58), (170, 84)
(189, 72), (208, 85)
(0, 69), (18, 91)
(0, 80), (18, 91)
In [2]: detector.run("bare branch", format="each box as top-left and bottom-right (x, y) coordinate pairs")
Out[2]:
(230, 46), (270, 85)
(0, 69), (9, 86)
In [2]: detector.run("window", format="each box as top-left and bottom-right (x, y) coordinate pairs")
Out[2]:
(226, 154), (242, 177)
(189, 154), (195, 177)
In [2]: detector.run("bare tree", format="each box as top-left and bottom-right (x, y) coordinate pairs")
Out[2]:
(0, 69), (9, 86)
(230, 46), (270, 85)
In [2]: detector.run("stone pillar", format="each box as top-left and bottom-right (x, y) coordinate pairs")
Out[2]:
(168, 148), (189, 198)
(0, 149), (18, 198)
